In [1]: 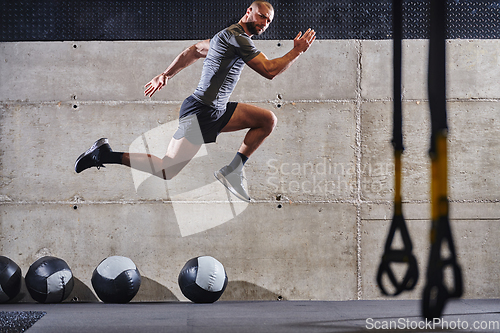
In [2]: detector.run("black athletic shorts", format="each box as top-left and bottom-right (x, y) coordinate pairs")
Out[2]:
(173, 95), (238, 144)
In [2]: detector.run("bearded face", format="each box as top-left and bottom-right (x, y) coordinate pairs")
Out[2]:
(245, 4), (273, 36)
(246, 21), (265, 35)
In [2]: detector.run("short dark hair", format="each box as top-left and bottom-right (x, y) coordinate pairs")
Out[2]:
(252, 1), (274, 12)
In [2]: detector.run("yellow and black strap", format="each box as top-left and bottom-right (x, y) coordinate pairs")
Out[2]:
(422, 0), (463, 320)
(376, 0), (419, 297)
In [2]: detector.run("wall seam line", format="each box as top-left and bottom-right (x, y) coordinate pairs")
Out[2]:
(355, 40), (363, 301)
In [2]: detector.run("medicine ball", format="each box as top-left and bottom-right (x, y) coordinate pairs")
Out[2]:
(178, 256), (228, 303)
(25, 256), (74, 303)
(0, 256), (22, 303)
(91, 256), (141, 303)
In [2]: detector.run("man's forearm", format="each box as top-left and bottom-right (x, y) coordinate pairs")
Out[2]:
(266, 47), (303, 79)
(248, 28), (315, 80)
(247, 46), (304, 80)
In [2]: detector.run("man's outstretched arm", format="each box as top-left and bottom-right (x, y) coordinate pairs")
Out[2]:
(246, 28), (316, 80)
(144, 39), (210, 97)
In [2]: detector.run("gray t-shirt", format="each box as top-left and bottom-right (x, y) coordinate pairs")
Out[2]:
(192, 24), (261, 110)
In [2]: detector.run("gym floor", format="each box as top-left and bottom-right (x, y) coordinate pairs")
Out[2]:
(1, 299), (499, 332)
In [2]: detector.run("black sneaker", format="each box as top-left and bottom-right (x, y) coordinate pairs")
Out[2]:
(214, 166), (251, 202)
(74, 138), (111, 173)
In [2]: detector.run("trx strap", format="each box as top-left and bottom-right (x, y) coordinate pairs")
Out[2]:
(422, 0), (463, 320)
(376, 0), (419, 296)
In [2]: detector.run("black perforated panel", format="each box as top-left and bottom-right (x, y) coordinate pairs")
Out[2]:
(1, 0), (499, 41)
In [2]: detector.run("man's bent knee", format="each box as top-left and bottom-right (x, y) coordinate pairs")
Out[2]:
(156, 166), (180, 180)
(264, 110), (278, 135)
(160, 169), (175, 181)
(158, 157), (190, 180)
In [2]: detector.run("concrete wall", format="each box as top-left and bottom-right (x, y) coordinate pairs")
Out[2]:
(0, 39), (499, 302)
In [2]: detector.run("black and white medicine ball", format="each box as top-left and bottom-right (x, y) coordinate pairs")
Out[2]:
(0, 256), (22, 303)
(178, 256), (228, 303)
(91, 256), (141, 303)
(25, 256), (74, 303)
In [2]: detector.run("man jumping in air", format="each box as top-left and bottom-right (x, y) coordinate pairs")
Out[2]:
(75, 1), (316, 202)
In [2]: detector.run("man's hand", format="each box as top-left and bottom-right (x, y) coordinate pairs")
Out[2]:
(144, 73), (167, 98)
(293, 28), (316, 54)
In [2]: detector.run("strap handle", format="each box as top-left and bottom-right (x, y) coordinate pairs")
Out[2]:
(377, 212), (419, 296)
(422, 214), (463, 319)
